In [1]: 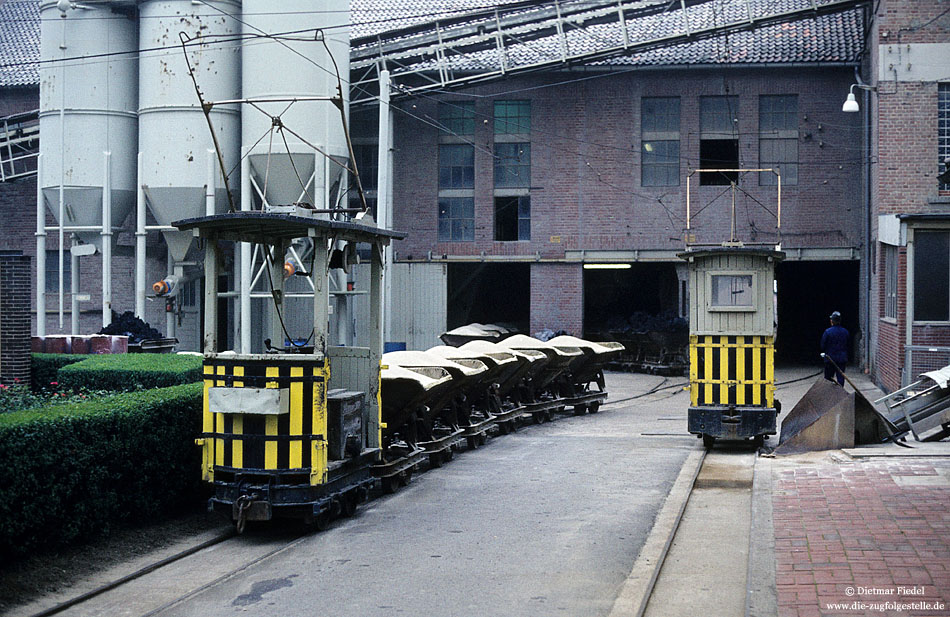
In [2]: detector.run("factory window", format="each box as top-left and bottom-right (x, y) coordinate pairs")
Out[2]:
(641, 97), (680, 187)
(759, 95), (798, 186)
(708, 272), (755, 310)
(700, 96), (739, 185)
(439, 144), (475, 189)
(45, 250), (70, 293)
(439, 101), (475, 136)
(913, 230), (950, 322)
(180, 279), (198, 308)
(438, 197), (475, 242)
(940, 84), (949, 191)
(884, 244), (898, 320)
(494, 143), (530, 188)
(494, 100), (531, 135)
(494, 196), (530, 242)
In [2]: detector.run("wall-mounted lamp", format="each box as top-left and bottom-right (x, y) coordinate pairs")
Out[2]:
(583, 263), (632, 270)
(842, 83), (877, 113)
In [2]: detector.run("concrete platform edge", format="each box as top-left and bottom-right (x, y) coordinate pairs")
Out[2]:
(607, 447), (705, 617)
(746, 455), (777, 617)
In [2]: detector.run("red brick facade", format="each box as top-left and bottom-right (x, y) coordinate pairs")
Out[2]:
(869, 0), (950, 392)
(0, 251), (31, 386)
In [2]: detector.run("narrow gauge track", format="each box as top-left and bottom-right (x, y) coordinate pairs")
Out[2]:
(25, 389), (629, 617)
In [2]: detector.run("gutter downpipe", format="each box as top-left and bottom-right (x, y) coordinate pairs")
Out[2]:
(856, 66), (872, 372)
(36, 154), (46, 336)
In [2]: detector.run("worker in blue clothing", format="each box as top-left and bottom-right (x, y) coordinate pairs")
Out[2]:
(821, 311), (849, 386)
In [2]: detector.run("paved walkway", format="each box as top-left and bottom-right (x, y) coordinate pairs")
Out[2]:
(771, 453), (950, 617)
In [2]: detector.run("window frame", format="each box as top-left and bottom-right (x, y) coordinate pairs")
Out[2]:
(912, 228), (950, 324)
(706, 271), (758, 312)
(939, 83), (949, 191)
(883, 243), (898, 321)
(493, 142), (531, 189)
(439, 101), (476, 136)
(494, 100), (531, 135)
(438, 143), (475, 190)
(699, 96), (740, 185)
(641, 96), (681, 187)
(493, 195), (530, 242)
(438, 196), (475, 242)
(45, 249), (71, 294)
(758, 95), (799, 186)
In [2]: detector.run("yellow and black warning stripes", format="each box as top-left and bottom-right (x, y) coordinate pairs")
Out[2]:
(689, 335), (775, 408)
(201, 357), (329, 483)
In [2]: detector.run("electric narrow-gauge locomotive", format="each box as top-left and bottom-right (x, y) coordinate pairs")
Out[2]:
(679, 167), (784, 448)
(679, 247), (783, 448)
(175, 211), (405, 530)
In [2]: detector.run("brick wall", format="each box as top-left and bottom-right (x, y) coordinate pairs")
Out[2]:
(388, 67), (863, 260)
(0, 251), (31, 386)
(530, 263), (582, 335)
(869, 0), (950, 392)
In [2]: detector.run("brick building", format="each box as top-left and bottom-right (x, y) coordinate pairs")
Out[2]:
(867, 0), (950, 390)
(4, 0), (937, 379)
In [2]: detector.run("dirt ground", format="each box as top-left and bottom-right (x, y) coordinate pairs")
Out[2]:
(0, 507), (228, 613)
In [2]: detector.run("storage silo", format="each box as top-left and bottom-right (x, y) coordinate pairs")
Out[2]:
(38, 1), (139, 330)
(240, 0), (351, 210)
(239, 0), (352, 351)
(138, 0), (242, 264)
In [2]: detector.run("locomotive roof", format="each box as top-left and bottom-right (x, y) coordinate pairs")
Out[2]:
(174, 211), (407, 245)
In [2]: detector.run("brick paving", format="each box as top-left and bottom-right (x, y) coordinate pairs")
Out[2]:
(773, 459), (950, 617)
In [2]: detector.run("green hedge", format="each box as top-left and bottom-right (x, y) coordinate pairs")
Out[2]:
(57, 354), (203, 392)
(0, 383), (204, 560)
(30, 353), (91, 391)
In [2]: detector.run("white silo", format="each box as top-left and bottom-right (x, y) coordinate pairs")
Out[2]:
(38, 0), (139, 332)
(240, 0), (351, 210)
(239, 0), (351, 352)
(137, 0), (242, 263)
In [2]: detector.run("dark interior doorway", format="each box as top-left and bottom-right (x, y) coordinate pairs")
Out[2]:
(447, 263), (530, 332)
(583, 263), (679, 337)
(775, 260), (860, 364)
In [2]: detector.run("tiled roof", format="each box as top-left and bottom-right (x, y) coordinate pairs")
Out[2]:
(0, 0), (863, 90)
(0, 0), (40, 87)
(373, 0), (865, 76)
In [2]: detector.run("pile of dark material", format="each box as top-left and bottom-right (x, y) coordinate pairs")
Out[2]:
(99, 311), (163, 345)
(604, 310), (688, 335)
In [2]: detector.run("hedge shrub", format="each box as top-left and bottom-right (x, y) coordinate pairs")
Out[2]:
(0, 383), (204, 560)
(57, 354), (203, 392)
(30, 353), (91, 391)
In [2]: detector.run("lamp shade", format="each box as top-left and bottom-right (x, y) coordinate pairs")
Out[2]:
(842, 92), (859, 113)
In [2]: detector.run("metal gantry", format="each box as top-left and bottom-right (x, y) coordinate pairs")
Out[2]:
(350, 0), (868, 104)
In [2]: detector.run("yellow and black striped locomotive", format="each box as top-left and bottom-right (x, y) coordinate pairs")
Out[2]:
(679, 247), (783, 448)
(177, 211), (401, 530)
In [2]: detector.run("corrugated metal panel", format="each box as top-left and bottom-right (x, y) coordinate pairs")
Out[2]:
(391, 263), (447, 350)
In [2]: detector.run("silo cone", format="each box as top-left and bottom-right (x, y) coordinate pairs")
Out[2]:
(775, 379), (894, 454)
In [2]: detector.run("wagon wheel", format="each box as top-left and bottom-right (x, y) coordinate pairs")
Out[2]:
(312, 511), (332, 532)
(443, 447), (454, 462)
(507, 420), (517, 433)
(752, 435), (765, 449)
(382, 474), (400, 494)
(573, 404), (587, 416)
(341, 491), (359, 518)
(467, 435), (480, 449)
(478, 431), (488, 446)
(400, 470), (413, 487)
(588, 401), (601, 414)
(703, 434), (716, 450)
(429, 452), (443, 468)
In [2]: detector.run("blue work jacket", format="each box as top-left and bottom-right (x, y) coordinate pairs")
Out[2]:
(821, 325), (849, 365)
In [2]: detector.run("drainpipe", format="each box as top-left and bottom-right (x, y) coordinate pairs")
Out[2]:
(856, 66), (873, 372)
(36, 154), (46, 336)
(904, 228), (914, 387)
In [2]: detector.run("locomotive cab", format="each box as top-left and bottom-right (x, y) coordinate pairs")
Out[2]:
(175, 211), (404, 530)
(679, 246), (783, 448)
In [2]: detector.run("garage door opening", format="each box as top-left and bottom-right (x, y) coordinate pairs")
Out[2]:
(583, 263), (680, 338)
(447, 263), (530, 332)
(775, 260), (859, 364)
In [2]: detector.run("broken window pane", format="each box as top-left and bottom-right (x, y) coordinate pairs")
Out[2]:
(494, 195), (530, 241)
